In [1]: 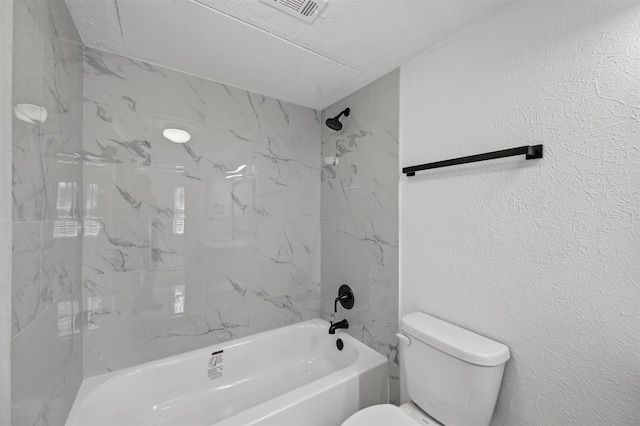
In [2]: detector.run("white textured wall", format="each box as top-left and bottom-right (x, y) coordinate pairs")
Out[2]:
(400, 2), (639, 425)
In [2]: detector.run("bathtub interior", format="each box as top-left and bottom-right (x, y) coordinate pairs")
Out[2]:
(66, 319), (387, 426)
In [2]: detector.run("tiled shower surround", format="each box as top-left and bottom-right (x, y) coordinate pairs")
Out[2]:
(320, 71), (400, 403)
(10, 0), (84, 423)
(8, 1), (399, 418)
(82, 48), (322, 376)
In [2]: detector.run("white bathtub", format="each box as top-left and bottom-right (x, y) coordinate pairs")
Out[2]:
(66, 318), (389, 426)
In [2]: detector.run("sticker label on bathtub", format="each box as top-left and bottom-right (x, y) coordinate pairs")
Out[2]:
(208, 350), (224, 380)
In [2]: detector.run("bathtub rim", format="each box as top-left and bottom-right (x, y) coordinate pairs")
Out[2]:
(67, 318), (388, 426)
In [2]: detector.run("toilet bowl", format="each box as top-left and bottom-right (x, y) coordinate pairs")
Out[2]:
(342, 402), (441, 426)
(342, 312), (510, 426)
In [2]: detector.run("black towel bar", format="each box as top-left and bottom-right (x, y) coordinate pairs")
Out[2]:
(403, 145), (543, 176)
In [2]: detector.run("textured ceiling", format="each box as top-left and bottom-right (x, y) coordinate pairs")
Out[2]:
(65, 0), (510, 109)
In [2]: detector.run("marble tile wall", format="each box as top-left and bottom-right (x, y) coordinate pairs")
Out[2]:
(320, 70), (400, 403)
(1, 0), (13, 423)
(10, 0), (84, 424)
(82, 48), (321, 377)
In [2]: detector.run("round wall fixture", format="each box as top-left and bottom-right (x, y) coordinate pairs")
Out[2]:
(163, 128), (191, 143)
(14, 103), (48, 124)
(337, 284), (355, 310)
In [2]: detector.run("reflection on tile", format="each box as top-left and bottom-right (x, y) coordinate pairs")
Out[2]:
(12, 220), (81, 337)
(84, 163), (187, 221)
(81, 48), (322, 379)
(151, 219), (184, 270)
(12, 25), (42, 124)
(84, 324), (149, 378)
(11, 1), (84, 423)
(83, 218), (150, 275)
(12, 155), (83, 222)
(151, 116), (254, 172)
(184, 218), (256, 266)
(84, 272), (145, 331)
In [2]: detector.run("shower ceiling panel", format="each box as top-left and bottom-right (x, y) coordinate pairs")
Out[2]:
(117, 0), (359, 109)
(65, 0), (510, 109)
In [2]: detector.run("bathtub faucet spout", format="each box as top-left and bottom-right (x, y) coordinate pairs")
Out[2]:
(329, 319), (349, 334)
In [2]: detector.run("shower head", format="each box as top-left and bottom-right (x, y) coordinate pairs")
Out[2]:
(325, 108), (350, 131)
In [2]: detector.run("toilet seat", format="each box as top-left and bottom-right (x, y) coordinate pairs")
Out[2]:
(341, 404), (418, 426)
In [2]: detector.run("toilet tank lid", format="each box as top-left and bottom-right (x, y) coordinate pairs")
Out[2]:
(401, 312), (510, 366)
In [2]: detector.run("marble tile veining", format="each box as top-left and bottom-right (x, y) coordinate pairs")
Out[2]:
(84, 48), (206, 123)
(336, 217), (399, 267)
(83, 218), (150, 275)
(83, 103), (152, 166)
(11, 1), (84, 423)
(82, 48), (322, 377)
(321, 70), (399, 401)
(12, 21), (83, 223)
(11, 220), (81, 337)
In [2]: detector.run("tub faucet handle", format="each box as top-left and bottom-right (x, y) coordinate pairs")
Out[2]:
(334, 284), (354, 313)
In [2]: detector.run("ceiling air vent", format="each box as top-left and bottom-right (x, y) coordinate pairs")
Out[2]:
(260, 0), (328, 24)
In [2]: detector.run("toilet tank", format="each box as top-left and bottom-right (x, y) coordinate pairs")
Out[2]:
(400, 313), (510, 426)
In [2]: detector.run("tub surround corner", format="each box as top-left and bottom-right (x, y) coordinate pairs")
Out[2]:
(10, 0), (84, 424)
(320, 69), (400, 403)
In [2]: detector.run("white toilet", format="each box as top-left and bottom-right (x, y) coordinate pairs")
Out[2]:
(342, 312), (510, 426)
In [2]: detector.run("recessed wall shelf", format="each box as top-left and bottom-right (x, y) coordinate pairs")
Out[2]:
(403, 144), (543, 176)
